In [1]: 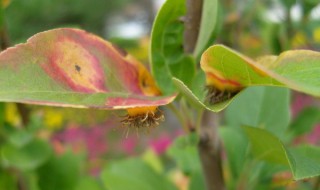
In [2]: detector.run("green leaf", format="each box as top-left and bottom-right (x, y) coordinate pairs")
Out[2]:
(218, 127), (247, 183)
(189, 170), (206, 190)
(150, 0), (195, 94)
(225, 86), (290, 137)
(167, 133), (201, 174)
(243, 126), (320, 180)
(0, 28), (175, 109)
(101, 158), (177, 190)
(194, 0), (219, 59)
(142, 149), (163, 173)
(1, 139), (51, 171)
(172, 77), (234, 112)
(75, 176), (104, 190)
(7, 130), (33, 148)
(289, 145), (320, 179)
(37, 152), (82, 190)
(0, 169), (17, 190)
(288, 107), (320, 137)
(201, 44), (320, 97)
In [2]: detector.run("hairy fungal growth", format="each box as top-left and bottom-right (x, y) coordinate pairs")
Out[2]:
(121, 106), (164, 134)
(206, 85), (240, 104)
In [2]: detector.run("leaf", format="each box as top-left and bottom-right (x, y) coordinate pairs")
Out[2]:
(201, 44), (320, 97)
(189, 170), (206, 190)
(193, 0), (219, 59)
(167, 133), (201, 174)
(0, 169), (17, 190)
(101, 158), (177, 190)
(7, 130), (33, 148)
(288, 107), (320, 137)
(75, 176), (104, 190)
(0, 28), (175, 109)
(1, 139), (51, 171)
(225, 86), (290, 137)
(218, 127), (248, 182)
(172, 77), (233, 112)
(37, 152), (82, 190)
(150, 0), (195, 94)
(243, 126), (320, 180)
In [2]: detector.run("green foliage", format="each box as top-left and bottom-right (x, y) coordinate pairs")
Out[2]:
(288, 107), (320, 137)
(167, 133), (200, 174)
(0, 0), (320, 189)
(150, 0), (195, 94)
(101, 158), (177, 190)
(244, 126), (320, 180)
(225, 86), (290, 137)
(220, 86), (290, 187)
(1, 139), (51, 171)
(37, 152), (82, 190)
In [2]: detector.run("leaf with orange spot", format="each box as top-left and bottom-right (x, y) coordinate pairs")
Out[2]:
(201, 45), (320, 96)
(173, 44), (320, 112)
(0, 28), (175, 109)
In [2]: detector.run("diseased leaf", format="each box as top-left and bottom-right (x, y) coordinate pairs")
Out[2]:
(201, 44), (320, 97)
(243, 126), (320, 180)
(150, 0), (195, 94)
(0, 28), (175, 109)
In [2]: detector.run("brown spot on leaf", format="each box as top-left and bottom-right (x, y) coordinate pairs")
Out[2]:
(75, 64), (81, 72)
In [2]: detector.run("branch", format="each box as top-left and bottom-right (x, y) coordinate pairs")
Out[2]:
(183, 0), (225, 189)
(199, 112), (225, 190)
(184, 0), (203, 53)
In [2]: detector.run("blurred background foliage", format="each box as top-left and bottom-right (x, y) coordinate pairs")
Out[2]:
(0, 0), (320, 190)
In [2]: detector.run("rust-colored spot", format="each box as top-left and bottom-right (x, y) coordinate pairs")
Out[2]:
(44, 38), (107, 93)
(206, 72), (243, 91)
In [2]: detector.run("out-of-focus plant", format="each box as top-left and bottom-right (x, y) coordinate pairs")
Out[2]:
(1, 0), (320, 190)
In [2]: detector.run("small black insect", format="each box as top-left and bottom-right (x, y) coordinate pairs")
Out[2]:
(75, 64), (81, 72)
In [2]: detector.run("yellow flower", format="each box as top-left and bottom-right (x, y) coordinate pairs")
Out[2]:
(44, 109), (63, 130)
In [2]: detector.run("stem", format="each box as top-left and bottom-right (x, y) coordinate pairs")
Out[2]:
(0, 8), (30, 126)
(199, 111), (225, 190)
(184, 0), (203, 53)
(184, 0), (225, 189)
